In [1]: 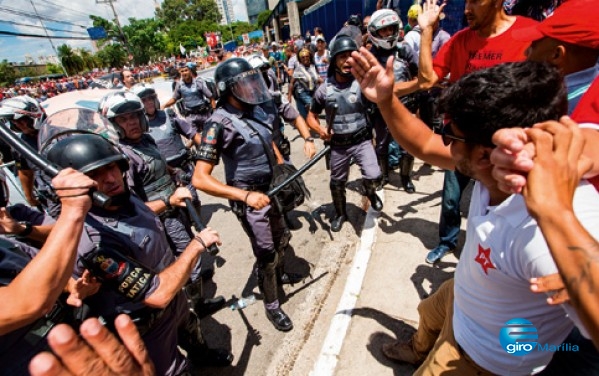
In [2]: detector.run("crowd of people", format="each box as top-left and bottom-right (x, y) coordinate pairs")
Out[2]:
(1, 0), (599, 374)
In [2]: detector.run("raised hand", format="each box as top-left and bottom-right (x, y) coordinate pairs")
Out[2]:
(349, 47), (395, 105)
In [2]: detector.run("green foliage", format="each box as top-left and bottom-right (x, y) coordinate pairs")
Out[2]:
(123, 18), (167, 64)
(0, 60), (17, 86)
(155, 0), (221, 30)
(46, 63), (63, 75)
(96, 44), (128, 69)
(57, 44), (84, 76)
(257, 10), (272, 27)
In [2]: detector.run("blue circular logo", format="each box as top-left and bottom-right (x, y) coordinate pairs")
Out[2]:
(499, 318), (538, 356)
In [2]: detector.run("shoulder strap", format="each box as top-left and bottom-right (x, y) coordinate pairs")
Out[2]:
(240, 116), (277, 169)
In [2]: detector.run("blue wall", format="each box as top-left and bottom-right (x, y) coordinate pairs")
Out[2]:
(300, 0), (466, 40)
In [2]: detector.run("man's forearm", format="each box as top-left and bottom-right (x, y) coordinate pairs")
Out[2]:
(0, 205), (86, 334)
(144, 242), (203, 309)
(417, 27), (439, 90)
(535, 211), (599, 347)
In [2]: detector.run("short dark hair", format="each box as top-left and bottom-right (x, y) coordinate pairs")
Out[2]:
(440, 61), (567, 147)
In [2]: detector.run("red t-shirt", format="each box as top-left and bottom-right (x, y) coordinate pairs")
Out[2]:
(433, 16), (538, 82)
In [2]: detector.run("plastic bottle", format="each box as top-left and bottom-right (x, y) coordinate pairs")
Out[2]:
(230, 294), (257, 310)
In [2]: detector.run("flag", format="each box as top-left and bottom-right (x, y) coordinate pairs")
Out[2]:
(179, 43), (186, 55)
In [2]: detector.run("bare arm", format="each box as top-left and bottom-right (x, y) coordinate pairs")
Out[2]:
(0, 169), (94, 335)
(161, 97), (176, 110)
(306, 110), (329, 140)
(290, 116), (316, 158)
(144, 228), (220, 309)
(416, 0), (446, 90)
(192, 160), (271, 210)
(522, 120), (599, 346)
(350, 47), (454, 169)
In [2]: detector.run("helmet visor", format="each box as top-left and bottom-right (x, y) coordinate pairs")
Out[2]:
(39, 108), (120, 153)
(229, 69), (272, 105)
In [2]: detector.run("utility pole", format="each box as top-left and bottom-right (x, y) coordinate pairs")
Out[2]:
(29, 0), (68, 76)
(96, 0), (131, 56)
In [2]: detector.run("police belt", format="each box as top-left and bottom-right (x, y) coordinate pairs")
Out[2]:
(20, 296), (72, 351)
(233, 182), (270, 193)
(185, 104), (211, 115)
(329, 127), (372, 147)
(105, 304), (170, 337)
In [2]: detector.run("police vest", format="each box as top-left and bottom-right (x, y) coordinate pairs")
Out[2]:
(177, 79), (208, 111)
(81, 197), (174, 317)
(325, 79), (368, 135)
(147, 111), (187, 163)
(212, 107), (272, 186)
(123, 135), (176, 202)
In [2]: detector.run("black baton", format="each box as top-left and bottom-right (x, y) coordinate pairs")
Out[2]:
(184, 197), (219, 256)
(266, 145), (330, 198)
(0, 122), (111, 208)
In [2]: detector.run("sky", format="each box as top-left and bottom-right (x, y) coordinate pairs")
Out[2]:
(0, 0), (248, 64)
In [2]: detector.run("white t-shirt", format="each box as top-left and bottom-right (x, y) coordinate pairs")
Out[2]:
(453, 181), (599, 375)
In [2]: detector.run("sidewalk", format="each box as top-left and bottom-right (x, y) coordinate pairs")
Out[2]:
(328, 160), (462, 375)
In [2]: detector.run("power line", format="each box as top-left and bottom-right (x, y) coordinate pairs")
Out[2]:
(0, 5), (87, 28)
(42, 0), (93, 18)
(0, 30), (90, 40)
(0, 19), (88, 35)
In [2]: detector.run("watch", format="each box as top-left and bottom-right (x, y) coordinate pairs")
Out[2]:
(17, 221), (33, 237)
(305, 137), (315, 142)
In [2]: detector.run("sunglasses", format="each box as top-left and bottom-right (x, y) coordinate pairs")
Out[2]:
(441, 125), (467, 146)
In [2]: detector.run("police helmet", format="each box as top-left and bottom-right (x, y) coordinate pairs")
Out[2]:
(368, 9), (402, 50)
(132, 83), (160, 112)
(328, 35), (359, 77)
(246, 54), (270, 71)
(46, 133), (129, 174)
(99, 91), (149, 139)
(0, 95), (46, 132)
(214, 57), (271, 105)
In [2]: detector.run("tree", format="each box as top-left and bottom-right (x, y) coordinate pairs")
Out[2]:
(95, 43), (128, 68)
(257, 10), (272, 27)
(57, 44), (84, 75)
(46, 63), (63, 74)
(123, 18), (167, 65)
(77, 48), (97, 71)
(156, 0), (221, 30)
(0, 60), (17, 86)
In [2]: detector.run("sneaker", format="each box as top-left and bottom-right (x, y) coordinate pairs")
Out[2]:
(381, 339), (426, 365)
(425, 245), (451, 264)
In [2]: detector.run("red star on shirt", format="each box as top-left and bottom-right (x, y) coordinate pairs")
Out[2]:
(475, 245), (496, 275)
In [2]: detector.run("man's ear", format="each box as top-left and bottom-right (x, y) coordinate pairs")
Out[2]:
(552, 45), (566, 65)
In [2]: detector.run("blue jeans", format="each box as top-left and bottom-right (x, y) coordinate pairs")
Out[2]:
(438, 170), (471, 249)
(293, 90), (313, 119)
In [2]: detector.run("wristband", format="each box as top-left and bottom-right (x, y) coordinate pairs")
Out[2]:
(305, 137), (315, 142)
(244, 191), (252, 204)
(162, 195), (172, 210)
(17, 221), (33, 237)
(194, 234), (207, 250)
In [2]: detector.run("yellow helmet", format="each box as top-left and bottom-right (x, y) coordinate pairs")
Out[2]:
(407, 4), (422, 20)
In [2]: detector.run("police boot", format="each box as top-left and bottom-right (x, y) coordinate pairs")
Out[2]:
(363, 179), (384, 211)
(400, 154), (416, 194)
(377, 157), (390, 190)
(330, 180), (347, 232)
(178, 311), (233, 367)
(265, 306), (293, 332)
(184, 280), (226, 318)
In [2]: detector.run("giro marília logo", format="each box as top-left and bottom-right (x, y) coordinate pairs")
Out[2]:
(499, 318), (538, 356)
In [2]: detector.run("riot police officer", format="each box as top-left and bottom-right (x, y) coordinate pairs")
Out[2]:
(193, 58), (303, 332)
(132, 83), (201, 183)
(0, 96), (55, 211)
(368, 9), (420, 192)
(307, 35), (383, 233)
(43, 132), (232, 375)
(246, 54), (316, 161)
(0, 168), (94, 376)
(162, 64), (214, 132)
